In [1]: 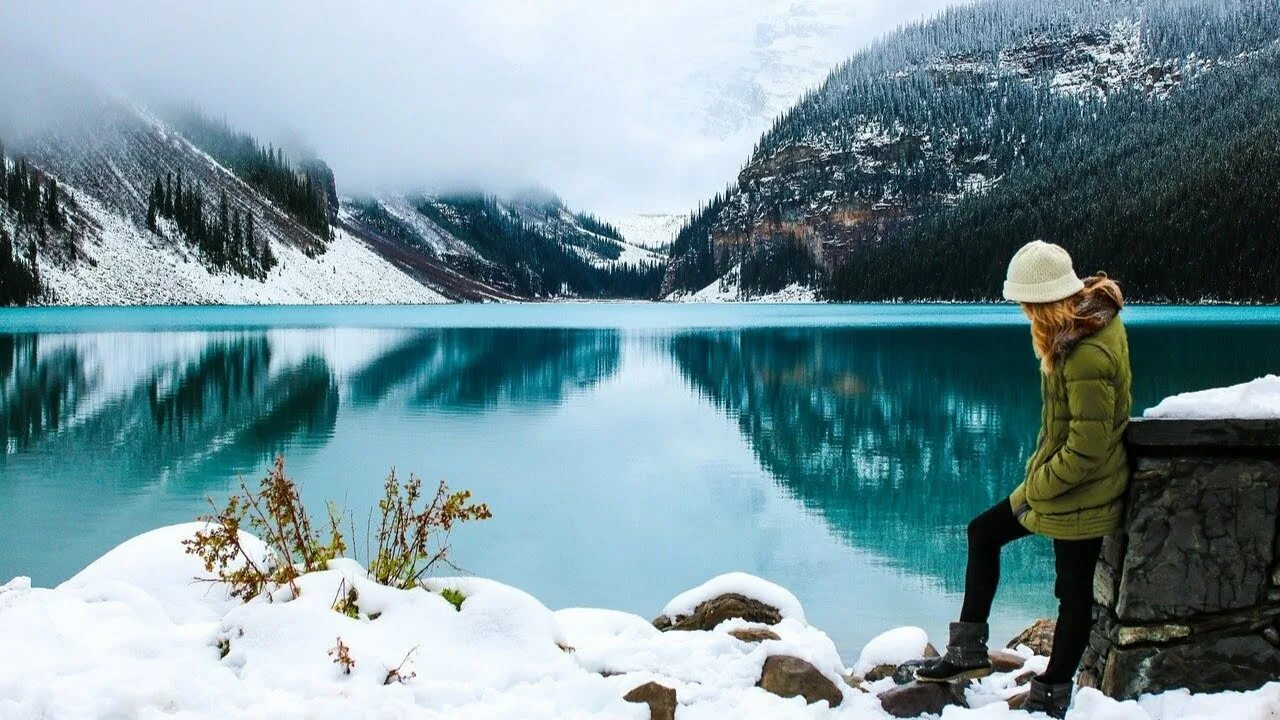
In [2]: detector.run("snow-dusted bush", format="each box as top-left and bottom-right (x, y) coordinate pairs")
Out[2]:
(184, 455), (348, 600)
(184, 455), (490, 603)
(368, 469), (492, 590)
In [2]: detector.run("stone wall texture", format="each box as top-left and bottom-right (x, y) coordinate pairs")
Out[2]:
(1080, 419), (1280, 699)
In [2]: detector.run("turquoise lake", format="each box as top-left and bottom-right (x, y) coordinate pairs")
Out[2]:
(3, 303), (1280, 657)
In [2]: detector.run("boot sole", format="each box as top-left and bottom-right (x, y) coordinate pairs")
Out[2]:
(915, 667), (994, 684)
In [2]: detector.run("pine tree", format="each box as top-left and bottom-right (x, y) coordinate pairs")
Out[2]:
(26, 238), (38, 286)
(45, 178), (63, 230)
(147, 177), (160, 232)
(174, 172), (184, 228)
(231, 209), (243, 271)
(217, 190), (230, 268)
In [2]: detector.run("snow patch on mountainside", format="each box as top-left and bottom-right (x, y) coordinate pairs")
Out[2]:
(41, 191), (446, 306)
(689, 0), (866, 140)
(595, 237), (664, 268)
(668, 263), (818, 303)
(365, 195), (477, 258)
(604, 213), (685, 250)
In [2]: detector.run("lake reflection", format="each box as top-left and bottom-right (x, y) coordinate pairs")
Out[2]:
(2, 305), (1279, 656)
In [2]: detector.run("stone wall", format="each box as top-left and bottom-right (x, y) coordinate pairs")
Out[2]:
(1080, 418), (1280, 699)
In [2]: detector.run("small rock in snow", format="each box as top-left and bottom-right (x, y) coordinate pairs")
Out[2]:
(1006, 618), (1056, 656)
(856, 626), (932, 674)
(757, 654), (844, 707)
(727, 627), (781, 644)
(878, 680), (968, 717)
(623, 681), (677, 720)
(655, 593), (783, 631)
(989, 649), (1028, 672)
(656, 572), (804, 628)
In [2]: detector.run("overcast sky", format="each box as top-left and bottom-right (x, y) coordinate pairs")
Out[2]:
(3, 1), (958, 215)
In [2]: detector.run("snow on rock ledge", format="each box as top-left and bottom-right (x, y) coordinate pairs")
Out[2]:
(1144, 375), (1280, 419)
(854, 626), (931, 675)
(658, 572), (806, 626)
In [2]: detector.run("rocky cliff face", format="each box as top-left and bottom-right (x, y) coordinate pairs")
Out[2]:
(660, 0), (1280, 301)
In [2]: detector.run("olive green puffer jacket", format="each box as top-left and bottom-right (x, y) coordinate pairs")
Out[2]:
(1009, 314), (1132, 540)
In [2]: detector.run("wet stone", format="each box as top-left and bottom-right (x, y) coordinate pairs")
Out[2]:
(878, 681), (967, 718)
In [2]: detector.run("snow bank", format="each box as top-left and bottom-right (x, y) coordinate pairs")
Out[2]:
(2, 526), (1279, 719)
(57, 523), (270, 625)
(855, 626), (931, 675)
(1144, 375), (1280, 419)
(659, 571), (806, 625)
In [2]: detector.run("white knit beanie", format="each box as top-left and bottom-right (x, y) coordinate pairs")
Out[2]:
(1002, 241), (1084, 304)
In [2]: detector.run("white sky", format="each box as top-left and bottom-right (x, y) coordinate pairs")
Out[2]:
(2, 1), (959, 215)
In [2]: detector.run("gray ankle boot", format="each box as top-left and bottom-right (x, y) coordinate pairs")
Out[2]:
(915, 622), (993, 683)
(1024, 678), (1072, 718)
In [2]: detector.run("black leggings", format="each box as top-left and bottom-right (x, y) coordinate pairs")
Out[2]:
(958, 499), (1103, 684)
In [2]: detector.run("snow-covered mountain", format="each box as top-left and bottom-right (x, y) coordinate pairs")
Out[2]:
(342, 192), (664, 301)
(602, 213), (685, 251)
(661, 0), (1280, 303)
(688, 0), (866, 140)
(0, 102), (444, 305)
(0, 99), (663, 305)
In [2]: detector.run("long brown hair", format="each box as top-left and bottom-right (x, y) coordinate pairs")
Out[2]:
(1022, 275), (1124, 374)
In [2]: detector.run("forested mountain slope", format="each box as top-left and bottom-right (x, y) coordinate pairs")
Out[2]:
(0, 101), (442, 306)
(0, 102), (664, 305)
(661, 0), (1280, 302)
(342, 192), (664, 301)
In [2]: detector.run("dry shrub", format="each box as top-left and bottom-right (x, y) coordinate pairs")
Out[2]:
(383, 645), (419, 685)
(185, 456), (491, 603)
(329, 636), (355, 675)
(367, 469), (492, 590)
(184, 455), (345, 600)
(332, 579), (360, 618)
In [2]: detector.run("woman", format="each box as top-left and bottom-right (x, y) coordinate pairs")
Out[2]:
(916, 241), (1131, 719)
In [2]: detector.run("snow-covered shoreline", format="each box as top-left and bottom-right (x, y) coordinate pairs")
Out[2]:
(2, 524), (1277, 719)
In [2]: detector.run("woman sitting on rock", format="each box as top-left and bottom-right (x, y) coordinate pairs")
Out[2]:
(916, 241), (1131, 718)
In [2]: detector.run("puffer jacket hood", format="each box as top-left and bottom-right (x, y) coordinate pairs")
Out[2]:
(1049, 275), (1123, 361)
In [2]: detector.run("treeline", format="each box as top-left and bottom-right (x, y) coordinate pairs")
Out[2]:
(0, 140), (57, 305)
(660, 191), (731, 295)
(572, 212), (621, 241)
(146, 171), (277, 280)
(827, 50), (1280, 302)
(171, 112), (332, 244)
(417, 194), (664, 298)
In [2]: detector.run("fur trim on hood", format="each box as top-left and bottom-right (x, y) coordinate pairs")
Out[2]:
(1052, 275), (1123, 360)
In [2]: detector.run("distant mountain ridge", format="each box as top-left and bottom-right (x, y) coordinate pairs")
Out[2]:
(661, 0), (1280, 303)
(0, 101), (446, 305)
(0, 101), (664, 305)
(342, 192), (664, 301)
